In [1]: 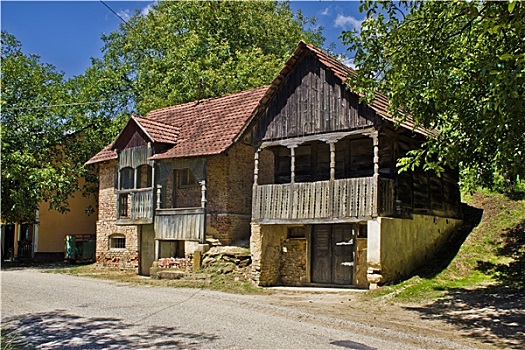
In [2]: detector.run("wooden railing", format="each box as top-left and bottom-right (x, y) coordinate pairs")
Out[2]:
(117, 188), (154, 222)
(252, 177), (395, 222)
(154, 207), (205, 242)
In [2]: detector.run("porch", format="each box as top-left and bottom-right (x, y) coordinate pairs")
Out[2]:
(252, 177), (394, 223)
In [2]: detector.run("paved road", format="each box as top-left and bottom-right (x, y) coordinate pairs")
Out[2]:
(1, 269), (478, 350)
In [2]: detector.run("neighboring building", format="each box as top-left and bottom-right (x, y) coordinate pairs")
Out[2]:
(86, 41), (462, 287)
(247, 42), (462, 288)
(85, 88), (267, 274)
(1, 186), (97, 261)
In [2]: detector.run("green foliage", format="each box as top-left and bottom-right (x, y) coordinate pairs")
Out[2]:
(341, 1), (524, 191)
(98, 0), (324, 114)
(1, 31), (123, 223)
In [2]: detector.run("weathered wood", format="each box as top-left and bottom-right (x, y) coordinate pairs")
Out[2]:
(252, 176), (395, 222)
(154, 207), (205, 241)
(119, 145), (153, 169)
(251, 53), (377, 143)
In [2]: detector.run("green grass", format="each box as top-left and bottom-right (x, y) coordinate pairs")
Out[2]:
(369, 189), (525, 302)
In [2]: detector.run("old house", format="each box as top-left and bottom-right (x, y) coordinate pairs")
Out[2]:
(246, 42), (462, 288)
(85, 88), (266, 274)
(1, 188), (97, 262)
(86, 41), (462, 287)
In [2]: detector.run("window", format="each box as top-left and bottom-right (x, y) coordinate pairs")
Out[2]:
(110, 235), (126, 249)
(137, 165), (152, 188)
(287, 227), (306, 239)
(178, 168), (198, 188)
(120, 167), (134, 189)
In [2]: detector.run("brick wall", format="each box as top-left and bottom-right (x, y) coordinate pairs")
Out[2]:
(205, 142), (254, 244)
(95, 161), (138, 271)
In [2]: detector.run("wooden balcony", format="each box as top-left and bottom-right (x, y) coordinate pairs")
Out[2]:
(154, 207), (205, 242)
(252, 177), (395, 223)
(116, 188), (154, 225)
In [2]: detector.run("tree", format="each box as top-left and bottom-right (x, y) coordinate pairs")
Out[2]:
(97, 1), (324, 114)
(341, 1), (524, 191)
(0, 32), (121, 223)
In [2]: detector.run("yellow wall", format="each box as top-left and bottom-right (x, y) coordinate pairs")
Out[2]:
(374, 215), (463, 283)
(38, 188), (97, 253)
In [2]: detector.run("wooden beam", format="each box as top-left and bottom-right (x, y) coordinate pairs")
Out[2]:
(260, 127), (376, 149)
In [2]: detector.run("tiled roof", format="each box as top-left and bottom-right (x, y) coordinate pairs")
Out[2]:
(86, 87), (268, 164)
(85, 144), (117, 165)
(128, 116), (180, 145)
(149, 87), (268, 160)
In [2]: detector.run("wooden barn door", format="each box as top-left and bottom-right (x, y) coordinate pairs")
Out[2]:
(311, 224), (354, 285)
(140, 224), (155, 276)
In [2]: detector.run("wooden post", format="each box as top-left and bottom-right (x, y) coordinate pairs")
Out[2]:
(154, 239), (160, 261)
(288, 145), (297, 219)
(200, 180), (207, 208)
(156, 185), (162, 209)
(328, 140), (337, 181)
(289, 145), (297, 184)
(327, 140), (337, 217)
(134, 167), (139, 189)
(371, 131), (379, 217)
(253, 148), (260, 186)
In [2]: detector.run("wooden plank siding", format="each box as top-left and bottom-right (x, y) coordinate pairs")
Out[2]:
(116, 188), (154, 224)
(252, 177), (395, 223)
(250, 52), (379, 144)
(154, 207), (205, 241)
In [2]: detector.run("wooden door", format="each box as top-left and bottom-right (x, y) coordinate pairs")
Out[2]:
(311, 225), (332, 283)
(140, 224), (155, 276)
(311, 224), (354, 285)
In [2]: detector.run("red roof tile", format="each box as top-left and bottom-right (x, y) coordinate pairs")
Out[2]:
(85, 144), (117, 165)
(149, 87), (268, 159)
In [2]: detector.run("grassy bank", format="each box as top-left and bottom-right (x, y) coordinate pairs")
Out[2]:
(372, 189), (525, 302)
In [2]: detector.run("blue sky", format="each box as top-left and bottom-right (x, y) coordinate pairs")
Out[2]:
(1, 1), (364, 78)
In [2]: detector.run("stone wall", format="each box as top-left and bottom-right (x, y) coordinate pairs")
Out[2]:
(95, 161), (138, 271)
(250, 223), (287, 286)
(367, 215), (463, 286)
(280, 238), (307, 286)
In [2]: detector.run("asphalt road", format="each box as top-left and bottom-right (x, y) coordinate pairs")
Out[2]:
(1, 269), (479, 350)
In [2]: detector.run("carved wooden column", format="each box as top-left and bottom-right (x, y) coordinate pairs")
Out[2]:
(327, 140), (338, 181)
(327, 140), (338, 217)
(253, 148), (261, 186)
(288, 145), (297, 184)
(371, 131), (379, 217)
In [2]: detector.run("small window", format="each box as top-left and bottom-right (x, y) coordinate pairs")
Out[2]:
(120, 167), (134, 190)
(178, 168), (198, 188)
(110, 235), (126, 249)
(288, 227), (306, 239)
(137, 165), (152, 188)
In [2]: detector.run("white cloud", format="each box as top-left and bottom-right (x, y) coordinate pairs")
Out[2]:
(334, 14), (363, 30)
(337, 55), (356, 70)
(321, 7), (330, 16)
(116, 9), (132, 21)
(141, 3), (154, 16)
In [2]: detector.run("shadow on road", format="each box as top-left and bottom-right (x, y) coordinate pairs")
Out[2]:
(2, 309), (219, 349)
(404, 285), (525, 349)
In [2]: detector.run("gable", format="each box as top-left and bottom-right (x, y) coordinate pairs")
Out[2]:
(112, 119), (152, 151)
(251, 51), (379, 143)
